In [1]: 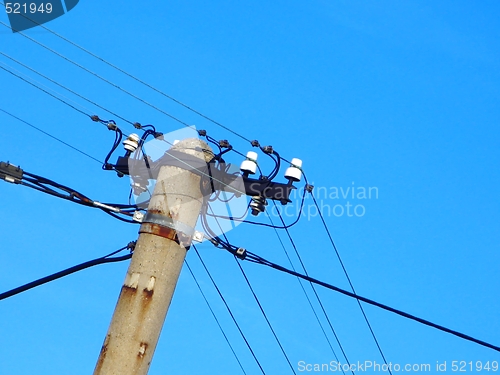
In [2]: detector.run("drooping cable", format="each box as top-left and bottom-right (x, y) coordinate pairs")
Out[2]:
(184, 259), (247, 375)
(0, 242), (135, 301)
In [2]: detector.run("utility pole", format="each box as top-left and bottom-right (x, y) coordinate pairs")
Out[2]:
(93, 138), (212, 375)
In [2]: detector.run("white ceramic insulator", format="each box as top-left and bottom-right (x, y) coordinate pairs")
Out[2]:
(240, 151), (258, 174)
(246, 151), (258, 161)
(290, 158), (302, 168)
(241, 160), (257, 174)
(173, 140), (180, 145)
(285, 158), (303, 181)
(123, 133), (140, 152)
(123, 139), (138, 152)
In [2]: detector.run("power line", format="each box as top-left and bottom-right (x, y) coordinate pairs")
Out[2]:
(242, 249), (500, 354)
(234, 259), (297, 374)
(193, 245), (267, 375)
(3, 0), (495, 363)
(206, 203), (296, 374)
(0, 63), (244, 197)
(266, 211), (345, 374)
(308, 190), (391, 369)
(0, 51), (136, 126)
(1, 2), (394, 369)
(0, 107), (102, 164)
(0, 57), (296, 203)
(0, 62), (91, 118)
(1, 163), (138, 223)
(297, 170), (391, 370)
(0, 243), (134, 301)
(0, 104), (255, 211)
(184, 259), (247, 375)
(0, 10), (252, 144)
(0, 14), (278, 191)
(269, 206), (353, 374)
(0, 109), (152, 202)
(0, 99), (250, 203)
(0, 20), (193, 129)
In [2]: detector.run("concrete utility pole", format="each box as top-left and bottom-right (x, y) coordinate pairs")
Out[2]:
(93, 138), (212, 375)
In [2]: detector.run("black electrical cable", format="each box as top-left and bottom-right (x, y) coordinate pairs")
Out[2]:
(266, 212), (345, 374)
(137, 124), (156, 131)
(205, 134), (222, 154)
(243, 250), (500, 354)
(100, 210), (138, 224)
(262, 149), (280, 181)
(0, 244), (134, 301)
(193, 245), (267, 375)
(13, 170), (136, 223)
(214, 147), (234, 162)
(23, 181), (138, 224)
(200, 204), (232, 249)
(184, 259), (248, 375)
(103, 127), (124, 169)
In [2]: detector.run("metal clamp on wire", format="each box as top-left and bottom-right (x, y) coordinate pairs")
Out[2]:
(139, 212), (203, 248)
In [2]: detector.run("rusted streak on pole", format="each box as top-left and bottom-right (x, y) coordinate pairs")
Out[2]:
(93, 138), (212, 375)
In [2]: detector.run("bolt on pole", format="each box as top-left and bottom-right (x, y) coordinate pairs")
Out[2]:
(93, 138), (213, 375)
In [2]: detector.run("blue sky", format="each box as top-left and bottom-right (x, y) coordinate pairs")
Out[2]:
(1, 1), (499, 374)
